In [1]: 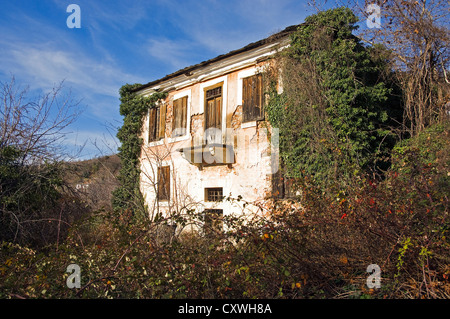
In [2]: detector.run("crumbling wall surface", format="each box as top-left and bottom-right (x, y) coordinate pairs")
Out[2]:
(140, 65), (274, 220)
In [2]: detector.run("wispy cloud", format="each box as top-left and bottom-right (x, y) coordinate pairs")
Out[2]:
(155, 0), (309, 55)
(0, 0), (311, 160)
(2, 43), (140, 97)
(146, 37), (207, 70)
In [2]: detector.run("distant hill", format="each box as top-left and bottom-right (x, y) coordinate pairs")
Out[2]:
(63, 154), (121, 211)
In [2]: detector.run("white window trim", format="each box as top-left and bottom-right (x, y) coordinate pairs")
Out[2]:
(241, 121), (257, 128)
(237, 68), (261, 128)
(237, 67), (258, 105)
(168, 89), (191, 143)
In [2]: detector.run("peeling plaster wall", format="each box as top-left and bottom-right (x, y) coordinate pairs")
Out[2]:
(139, 63), (276, 223)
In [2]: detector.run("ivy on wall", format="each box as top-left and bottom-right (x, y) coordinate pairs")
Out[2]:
(111, 84), (167, 218)
(265, 7), (398, 188)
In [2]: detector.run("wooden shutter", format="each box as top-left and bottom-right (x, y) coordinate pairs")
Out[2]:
(243, 74), (264, 122)
(158, 104), (166, 139)
(148, 107), (157, 142)
(206, 97), (221, 129)
(173, 97), (187, 137)
(243, 77), (251, 122)
(205, 86), (222, 143)
(173, 98), (181, 136)
(206, 98), (215, 129)
(157, 166), (170, 201)
(215, 97), (222, 129)
(181, 96), (187, 133)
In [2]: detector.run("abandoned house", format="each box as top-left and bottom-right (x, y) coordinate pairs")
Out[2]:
(133, 25), (298, 232)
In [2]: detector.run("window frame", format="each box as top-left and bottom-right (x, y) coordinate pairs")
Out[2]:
(242, 73), (264, 123)
(205, 187), (224, 202)
(204, 82), (224, 144)
(172, 95), (188, 138)
(169, 89), (191, 143)
(157, 165), (170, 202)
(199, 76), (227, 143)
(148, 103), (167, 144)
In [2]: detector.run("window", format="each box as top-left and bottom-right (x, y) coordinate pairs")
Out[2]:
(149, 104), (166, 143)
(242, 74), (264, 122)
(205, 84), (222, 142)
(172, 96), (188, 137)
(205, 187), (223, 202)
(203, 209), (223, 235)
(157, 166), (170, 201)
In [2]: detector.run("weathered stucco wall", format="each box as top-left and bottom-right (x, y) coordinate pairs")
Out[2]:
(139, 63), (277, 226)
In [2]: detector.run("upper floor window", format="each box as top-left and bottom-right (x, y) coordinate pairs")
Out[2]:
(149, 104), (166, 143)
(205, 84), (223, 143)
(172, 96), (188, 137)
(242, 74), (264, 122)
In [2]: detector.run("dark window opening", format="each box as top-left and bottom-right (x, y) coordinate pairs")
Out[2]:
(203, 209), (223, 235)
(157, 166), (170, 201)
(205, 187), (223, 202)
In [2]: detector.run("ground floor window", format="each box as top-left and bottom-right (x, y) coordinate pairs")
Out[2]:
(205, 187), (224, 202)
(203, 209), (223, 236)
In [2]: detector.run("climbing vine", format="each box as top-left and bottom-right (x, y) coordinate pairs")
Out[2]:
(111, 83), (167, 219)
(265, 7), (399, 188)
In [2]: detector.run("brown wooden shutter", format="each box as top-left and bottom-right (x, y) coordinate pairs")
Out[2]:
(242, 76), (251, 122)
(215, 97), (222, 129)
(181, 96), (187, 133)
(206, 97), (221, 129)
(158, 104), (166, 139)
(173, 97), (188, 137)
(157, 166), (170, 201)
(243, 74), (264, 122)
(206, 99), (215, 129)
(173, 98), (180, 136)
(205, 86), (222, 144)
(149, 107), (157, 142)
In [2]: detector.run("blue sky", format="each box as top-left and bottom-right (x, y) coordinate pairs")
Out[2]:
(0, 0), (317, 160)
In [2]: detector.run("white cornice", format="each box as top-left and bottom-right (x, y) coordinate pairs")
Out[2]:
(138, 37), (290, 97)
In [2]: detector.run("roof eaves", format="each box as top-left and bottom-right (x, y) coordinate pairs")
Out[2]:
(132, 24), (300, 94)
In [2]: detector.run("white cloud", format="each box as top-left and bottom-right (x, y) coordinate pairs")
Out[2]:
(4, 44), (138, 98)
(62, 128), (120, 160)
(156, 0), (309, 55)
(146, 38), (203, 70)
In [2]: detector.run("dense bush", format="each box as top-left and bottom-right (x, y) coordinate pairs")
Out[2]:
(1, 7), (448, 301)
(265, 7), (400, 188)
(1, 122), (448, 298)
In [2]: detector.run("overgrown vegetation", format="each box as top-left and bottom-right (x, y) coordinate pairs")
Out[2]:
(111, 84), (167, 219)
(265, 7), (401, 188)
(1, 7), (449, 299)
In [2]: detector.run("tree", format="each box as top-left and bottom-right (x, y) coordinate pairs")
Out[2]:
(353, 0), (449, 136)
(0, 77), (81, 246)
(266, 7), (398, 187)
